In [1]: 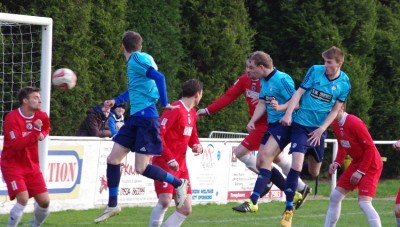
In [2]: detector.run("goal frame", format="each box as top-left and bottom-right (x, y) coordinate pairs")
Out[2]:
(0, 12), (53, 174)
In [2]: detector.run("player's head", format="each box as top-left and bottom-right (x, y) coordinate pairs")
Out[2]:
(246, 52), (258, 80)
(17, 86), (41, 110)
(335, 102), (347, 121)
(182, 79), (203, 106)
(322, 46), (344, 77)
(121, 31), (143, 53)
(247, 51), (274, 79)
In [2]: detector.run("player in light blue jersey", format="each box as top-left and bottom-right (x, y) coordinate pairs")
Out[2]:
(94, 31), (189, 223)
(233, 51), (308, 213)
(279, 46), (351, 227)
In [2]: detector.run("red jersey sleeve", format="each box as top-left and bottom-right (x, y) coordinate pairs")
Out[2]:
(350, 118), (376, 174)
(160, 108), (180, 163)
(3, 111), (41, 152)
(206, 74), (245, 114)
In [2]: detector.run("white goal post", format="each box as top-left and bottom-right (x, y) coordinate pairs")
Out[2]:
(0, 13), (53, 174)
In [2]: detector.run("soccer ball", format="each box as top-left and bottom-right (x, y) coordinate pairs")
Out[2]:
(52, 68), (77, 90)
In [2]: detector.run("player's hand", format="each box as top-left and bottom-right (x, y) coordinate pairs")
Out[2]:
(192, 144), (203, 156)
(393, 140), (400, 151)
(350, 171), (362, 185)
(307, 127), (324, 146)
(38, 133), (45, 141)
(196, 109), (208, 117)
(251, 98), (259, 106)
(33, 119), (43, 130)
(164, 104), (180, 110)
(168, 160), (179, 171)
(246, 121), (255, 133)
(329, 163), (339, 174)
(280, 114), (292, 126)
(270, 97), (279, 111)
(104, 99), (115, 109)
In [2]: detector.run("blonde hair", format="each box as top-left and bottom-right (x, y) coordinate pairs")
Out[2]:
(249, 51), (274, 69)
(322, 46), (344, 63)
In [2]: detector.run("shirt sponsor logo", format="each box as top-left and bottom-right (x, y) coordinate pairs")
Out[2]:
(246, 89), (259, 99)
(310, 88), (333, 103)
(340, 140), (351, 148)
(183, 126), (193, 136)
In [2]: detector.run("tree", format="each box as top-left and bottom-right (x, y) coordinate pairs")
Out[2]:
(180, 0), (255, 137)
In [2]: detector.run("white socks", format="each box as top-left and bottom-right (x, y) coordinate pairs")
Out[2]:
(358, 201), (381, 227)
(8, 203), (25, 227)
(149, 202), (168, 227)
(275, 156), (306, 191)
(396, 217), (400, 227)
(162, 211), (186, 227)
(324, 189), (345, 227)
(32, 203), (50, 227)
(238, 153), (258, 174)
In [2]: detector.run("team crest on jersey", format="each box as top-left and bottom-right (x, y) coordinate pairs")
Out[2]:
(340, 140), (351, 148)
(340, 129), (344, 137)
(331, 84), (337, 90)
(26, 122), (33, 130)
(251, 83), (256, 91)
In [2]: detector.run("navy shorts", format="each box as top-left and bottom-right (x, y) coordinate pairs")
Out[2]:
(113, 116), (162, 155)
(261, 122), (292, 151)
(289, 122), (327, 163)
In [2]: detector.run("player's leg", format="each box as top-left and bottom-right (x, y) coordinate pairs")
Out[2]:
(357, 166), (382, 227)
(235, 144), (257, 174)
(163, 194), (192, 227)
(232, 133), (280, 213)
(324, 187), (348, 227)
(395, 188), (400, 226)
(94, 143), (129, 223)
(8, 191), (29, 227)
(149, 191), (172, 227)
(236, 126), (265, 174)
(32, 192), (50, 227)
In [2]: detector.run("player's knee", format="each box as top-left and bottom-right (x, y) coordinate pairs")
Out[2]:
(158, 198), (171, 208)
(135, 166), (146, 174)
(308, 168), (320, 178)
(177, 205), (192, 216)
(37, 200), (50, 208)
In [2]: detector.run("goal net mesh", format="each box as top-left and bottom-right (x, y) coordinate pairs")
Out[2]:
(0, 22), (42, 135)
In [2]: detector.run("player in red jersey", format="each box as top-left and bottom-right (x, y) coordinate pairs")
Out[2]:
(325, 104), (382, 227)
(197, 56), (310, 201)
(392, 140), (400, 226)
(149, 79), (204, 227)
(1, 87), (51, 227)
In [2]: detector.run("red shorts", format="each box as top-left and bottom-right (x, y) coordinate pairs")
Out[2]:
(396, 188), (400, 204)
(337, 163), (382, 197)
(241, 123), (268, 151)
(1, 167), (47, 200)
(154, 170), (191, 196)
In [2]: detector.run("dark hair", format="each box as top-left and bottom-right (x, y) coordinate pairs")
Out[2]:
(122, 31), (142, 52)
(17, 86), (41, 106)
(181, 79), (203, 98)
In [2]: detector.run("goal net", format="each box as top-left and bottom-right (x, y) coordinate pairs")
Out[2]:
(0, 13), (53, 172)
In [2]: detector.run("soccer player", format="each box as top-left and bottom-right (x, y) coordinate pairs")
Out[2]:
(149, 79), (204, 227)
(232, 51), (302, 213)
(325, 104), (383, 227)
(1, 86), (51, 227)
(197, 54), (311, 204)
(280, 46), (351, 227)
(392, 140), (400, 226)
(94, 31), (188, 223)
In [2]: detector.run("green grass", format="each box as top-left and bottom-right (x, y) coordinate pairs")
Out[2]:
(0, 179), (398, 226)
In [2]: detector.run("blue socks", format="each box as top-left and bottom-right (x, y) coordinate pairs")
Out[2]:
(250, 168), (271, 205)
(142, 164), (182, 188)
(270, 167), (286, 191)
(284, 168), (300, 210)
(107, 163), (121, 207)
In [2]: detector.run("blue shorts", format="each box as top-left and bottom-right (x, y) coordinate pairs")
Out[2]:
(261, 122), (291, 151)
(289, 122), (326, 163)
(113, 116), (162, 155)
